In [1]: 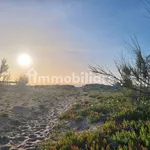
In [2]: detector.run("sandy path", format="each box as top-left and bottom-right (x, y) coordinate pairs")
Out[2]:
(0, 86), (79, 150)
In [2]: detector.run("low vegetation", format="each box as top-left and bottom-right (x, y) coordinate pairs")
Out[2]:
(42, 120), (150, 150)
(41, 87), (150, 150)
(60, 91), (135, 123)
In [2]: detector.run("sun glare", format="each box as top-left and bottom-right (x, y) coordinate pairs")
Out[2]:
(17, 53), (32, 67)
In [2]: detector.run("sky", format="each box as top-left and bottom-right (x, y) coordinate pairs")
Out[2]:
(0, 0), (150, 81)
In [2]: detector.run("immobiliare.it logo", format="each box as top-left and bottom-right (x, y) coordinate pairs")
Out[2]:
(25, 68), (111, 85)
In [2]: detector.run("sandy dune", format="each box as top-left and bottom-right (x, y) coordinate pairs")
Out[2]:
(0, 85), (79, 150)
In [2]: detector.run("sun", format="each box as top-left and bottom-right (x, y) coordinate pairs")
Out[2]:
(17, 53), (32, 67)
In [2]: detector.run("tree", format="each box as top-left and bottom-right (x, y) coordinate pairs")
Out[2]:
(16, 75), (28, 86)
(0, 58), (9, 85)
(89, 37), (150, 98)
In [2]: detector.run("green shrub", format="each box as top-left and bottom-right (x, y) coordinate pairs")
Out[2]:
(87, 111), (101, 123)
(75, 116), (83, 122)
(77, 108), (89, 117)
(0, 113), (9, 118)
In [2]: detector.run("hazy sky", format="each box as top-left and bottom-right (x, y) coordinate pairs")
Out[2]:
(0, 0), (150, 79)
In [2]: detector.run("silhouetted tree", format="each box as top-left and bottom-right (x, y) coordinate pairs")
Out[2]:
(0, 58), (9, 85)
(90, 37), (150, 98)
